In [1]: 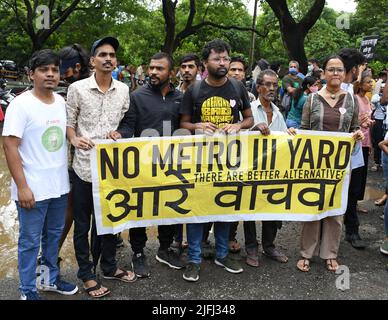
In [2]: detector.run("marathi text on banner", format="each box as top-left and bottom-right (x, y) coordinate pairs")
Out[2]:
(90, 131), (354, 235)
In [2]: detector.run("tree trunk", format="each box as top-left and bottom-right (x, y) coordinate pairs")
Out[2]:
(282, 26), (308, 73)
(248, 0), (259, 74)
(266, 0), (325, 74)
(161, 0), (176, 55)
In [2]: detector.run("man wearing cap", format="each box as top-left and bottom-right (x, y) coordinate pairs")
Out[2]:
(66, 36), (135, 298)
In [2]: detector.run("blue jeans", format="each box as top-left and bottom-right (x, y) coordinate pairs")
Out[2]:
(382, 152), (388, 236)
(186, 222), (229, 264)
(17, 194), (67, 294)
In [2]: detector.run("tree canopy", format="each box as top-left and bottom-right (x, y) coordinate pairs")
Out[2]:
(0, 0), (387, 74)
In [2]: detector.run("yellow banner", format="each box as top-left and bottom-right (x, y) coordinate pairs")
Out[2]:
(91, 131), (354, 235)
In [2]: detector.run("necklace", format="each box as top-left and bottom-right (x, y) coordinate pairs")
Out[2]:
(327, 87), (340, 100)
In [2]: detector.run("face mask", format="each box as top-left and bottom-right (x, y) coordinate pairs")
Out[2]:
(308, 65), (313, 72)
(289, 67), (298, 75)
(309, 85), (319, 93)
(64, 75), (78, 84)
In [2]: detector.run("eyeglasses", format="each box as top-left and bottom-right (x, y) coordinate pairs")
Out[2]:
(208, 57), (231, 64)
(325, 67), (345, 74)
(260, 82), (278, 89)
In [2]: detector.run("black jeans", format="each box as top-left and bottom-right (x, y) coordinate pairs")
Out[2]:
(72, 173), (118, 282)
(243, 220), (281, 251)
(344, 147), (369, 234)
(372, 119), (385, 165)
(130, 224), (176, 254)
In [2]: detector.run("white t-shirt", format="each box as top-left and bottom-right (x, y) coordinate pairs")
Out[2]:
(2, 90), (70, 201)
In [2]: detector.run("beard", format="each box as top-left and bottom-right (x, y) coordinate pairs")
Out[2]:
(150, 77), (170, 90)
(64, 75), (78, 84)
(208, 66), (228, 79)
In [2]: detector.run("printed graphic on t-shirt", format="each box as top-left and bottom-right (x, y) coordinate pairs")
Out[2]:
(41, 126), (64, 152)
(201, 96), (235, 128)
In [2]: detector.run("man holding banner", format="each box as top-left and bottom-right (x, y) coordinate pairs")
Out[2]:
(66, 37), (135, 298)
(180, 39), (253, 282)
(114, 52), (185, 278)
(244, 69), (289, 267)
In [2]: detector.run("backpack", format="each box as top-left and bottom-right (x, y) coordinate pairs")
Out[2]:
(281, 93), (292, 116)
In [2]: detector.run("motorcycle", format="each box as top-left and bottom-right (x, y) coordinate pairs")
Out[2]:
(0, 79), (16, 120)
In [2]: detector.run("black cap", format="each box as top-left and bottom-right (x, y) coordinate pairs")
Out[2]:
(90, 36), (119, 56)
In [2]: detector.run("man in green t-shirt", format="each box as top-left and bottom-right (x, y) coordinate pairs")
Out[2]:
(281, 60), (303, 116)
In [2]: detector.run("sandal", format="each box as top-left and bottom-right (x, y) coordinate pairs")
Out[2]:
(375, 196), (387, 206)
(326, 259), (339, 272)
(296, 258), (310, 272)
(83, 281), (110, 298)
(356, 205), (368, 214)
(103, 269), (137, 283)
(228, 239), (241, 253)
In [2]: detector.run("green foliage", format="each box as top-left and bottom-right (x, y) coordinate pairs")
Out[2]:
(1, 0), (386, 72)
(368, 61), (388, 75)
(349, 0), (388, 62)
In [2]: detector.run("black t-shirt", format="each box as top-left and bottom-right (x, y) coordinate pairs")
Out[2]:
(180, 79), (251, 127)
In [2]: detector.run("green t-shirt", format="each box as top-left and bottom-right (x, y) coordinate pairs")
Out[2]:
(282, 75), (302, 92)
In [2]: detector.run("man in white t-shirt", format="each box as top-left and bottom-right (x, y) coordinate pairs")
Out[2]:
(2, 49), (78, 300)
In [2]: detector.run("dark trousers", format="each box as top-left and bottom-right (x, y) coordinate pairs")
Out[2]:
(72, 173), (117, 281)
(173, 224), (184, 243)
(372, 119), (385, 164)
(344, 147), (369, 235)
(230, 220), (281, 251)
(130, 224), (175, 254)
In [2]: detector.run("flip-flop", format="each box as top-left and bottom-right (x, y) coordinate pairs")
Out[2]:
(296, 258), (310, 272)
(326, 259), (339, 272)
(83, 283), (110, 298)
(103, 270), (137, 283)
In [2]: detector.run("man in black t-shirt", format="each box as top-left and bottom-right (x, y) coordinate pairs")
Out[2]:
(180, 39), (253, 282)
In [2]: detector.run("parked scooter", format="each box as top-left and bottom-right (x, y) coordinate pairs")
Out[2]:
(0, 78), (16, 119)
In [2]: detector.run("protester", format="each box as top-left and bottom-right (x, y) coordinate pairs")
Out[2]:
(173, 53), (202, 253)
(3, 49), (78, 300)
(66, 36), (135, 298)
(228, 56), (256, 102)
(307, 58), (320, 76)
(348, 70), (374, 222)
(227, 55), (256, 254)
(378, 137), (388, 255)
(114, 52), (185, 277)
(180, 39), (253, 281)
(292, 55), (364, 272)
(281, 60), (303, 116)
(119, 64), (135, 91)
(177, 53), (201, 93)
(286, 76), (318, 129)
(58, 44), (90, 84)
(338, 48), (369, 248)
(244, 69), (289, 267)
(57, 44), (91, 260)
